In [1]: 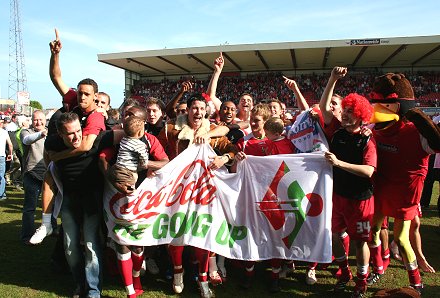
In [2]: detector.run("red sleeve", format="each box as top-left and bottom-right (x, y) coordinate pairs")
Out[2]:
(363, 137), (377, 169)
(146, 133), (168, 160)
(82, 111), (106, 136)
(99, 146), (116, 164)
(236, 137), (244, 152)
(323, 117), (341, 139)
(63, 89), (77, 110)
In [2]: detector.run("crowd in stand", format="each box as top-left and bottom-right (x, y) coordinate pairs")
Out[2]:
(131, 71), (440, 108)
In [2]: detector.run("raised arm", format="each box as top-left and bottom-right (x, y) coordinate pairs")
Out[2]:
(283, 76), (309, 111)
(49, 28), (69, 97)
(165, 81), (192, 119)
(206, 52), (224, 112)
(319, 67), (347, 125)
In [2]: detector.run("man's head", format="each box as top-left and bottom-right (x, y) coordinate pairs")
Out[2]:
(96, 92), (111, 110)
(238, 93), (254, 118)
(341, 93), (373, 132)
(32, 110), (46, 132)
(250, 103), (271, 135)
(187, 94), (207, 130)
(267, 98), (283, 118)
(123, 116), (145, 139)
(219, 101), (237, 124)
(56, 112), (82, 149)
(124, 106), (147, 122)
(264, 117), (285, 141)
(175, 101), (187, 116)
(77, 78), (98, 113)
(330, 94), (343, 121)
(120, 98), (140, 118)
(145, 97), (165, 125)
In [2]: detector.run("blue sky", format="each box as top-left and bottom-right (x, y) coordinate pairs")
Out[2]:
(0, 0), (439, 110)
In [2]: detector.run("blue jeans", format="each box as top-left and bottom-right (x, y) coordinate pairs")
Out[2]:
(0, 156), (6, 197)
(61, 189), (103, 298)
(21, 173), (57, 242)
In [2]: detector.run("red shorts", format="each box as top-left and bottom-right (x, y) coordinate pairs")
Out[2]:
(332, 193), (374, 241)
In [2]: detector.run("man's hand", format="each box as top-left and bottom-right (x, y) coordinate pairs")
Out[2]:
(324, 151), (340, 167)
(49, 28), (62, 55)
(214, 52), (224, 73)
(180, 81), (193, 93)
(234, 151), (247, 162)
(283, 76), (298, 91)
(114, 181), (134, 195)
(331, 66), (347, 80)
(209, 155), (227, 171)
(6, 154), (12, 162)
(194, 134), (211, 144)
(96, 107), (109, 120)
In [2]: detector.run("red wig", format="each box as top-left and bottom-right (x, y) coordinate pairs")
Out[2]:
(341, 93), (373, 123)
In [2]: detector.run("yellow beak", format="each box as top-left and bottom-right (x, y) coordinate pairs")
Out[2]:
(370, 103), (400, 123)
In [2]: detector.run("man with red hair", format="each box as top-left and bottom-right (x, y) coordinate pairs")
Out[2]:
(321, 67), (377, 298)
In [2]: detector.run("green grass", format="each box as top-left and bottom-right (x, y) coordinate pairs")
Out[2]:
(1, 184), (439, 297)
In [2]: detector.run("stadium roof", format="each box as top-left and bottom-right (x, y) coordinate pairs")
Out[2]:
(98, 35), (440, 77)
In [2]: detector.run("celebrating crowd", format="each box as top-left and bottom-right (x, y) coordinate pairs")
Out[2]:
(2, 29), (439, 298)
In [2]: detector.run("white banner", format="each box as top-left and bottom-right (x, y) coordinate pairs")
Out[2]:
(104, 144), (333, 263)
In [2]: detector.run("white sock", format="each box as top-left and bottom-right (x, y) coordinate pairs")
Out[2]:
(209, 256), (218, 274)
(42, 213), (52, 227)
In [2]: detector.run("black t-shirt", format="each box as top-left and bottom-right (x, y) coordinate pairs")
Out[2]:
(47, 108), (66, 136)
(45, 130), (114, 192)
(145, 120), (165, 137)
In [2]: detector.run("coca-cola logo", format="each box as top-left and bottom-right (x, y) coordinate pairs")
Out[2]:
(110, 159), (218, 221)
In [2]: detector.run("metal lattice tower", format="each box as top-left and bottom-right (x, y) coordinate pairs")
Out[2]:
(8, 0), (27, 102)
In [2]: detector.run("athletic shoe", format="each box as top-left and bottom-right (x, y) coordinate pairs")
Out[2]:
(173, 272), (184, 294)
(198, 281), (214, 298)
(410, 284), (423, 295)
(29, 224), (53, 245)
(209, 270), (222, 286)
(334, 271), (352, 292)
(279, 261), (295, 278)
(366, 272), (382, 286)
(145, 258), (160, 275)
(0, 195), (7, 201)
(305, 268), (317, 285)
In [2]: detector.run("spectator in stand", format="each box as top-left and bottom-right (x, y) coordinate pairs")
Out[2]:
(157, 94), (237, 298)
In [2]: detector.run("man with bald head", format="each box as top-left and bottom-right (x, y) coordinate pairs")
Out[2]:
(20, 110), (55, 244)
